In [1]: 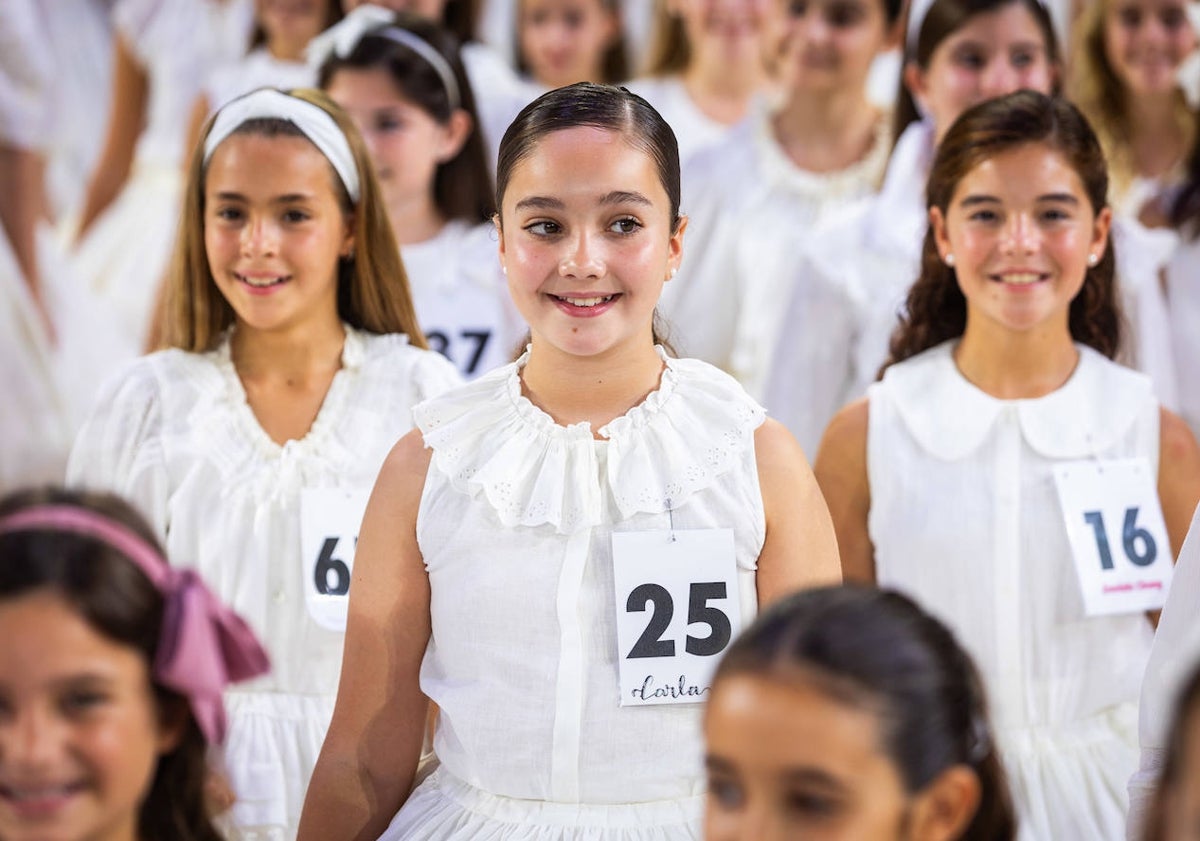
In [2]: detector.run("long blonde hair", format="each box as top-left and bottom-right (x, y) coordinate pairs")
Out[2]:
(160, 88), (427, 352)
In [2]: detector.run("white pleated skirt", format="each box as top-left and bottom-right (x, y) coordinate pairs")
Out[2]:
(379, 768), (705, 840)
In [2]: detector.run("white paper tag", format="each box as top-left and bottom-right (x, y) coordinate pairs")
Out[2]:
(1053, 458), (1172, 616)
(299, 488), (371, 632)
(611, 528), (741, 706)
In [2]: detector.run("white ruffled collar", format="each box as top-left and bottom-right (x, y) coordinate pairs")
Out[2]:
(414, 347), (766, 534)
(883, 341), (1153, 460)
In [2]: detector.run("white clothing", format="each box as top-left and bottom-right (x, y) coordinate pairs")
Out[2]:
(869, 341), (1159, 840)
(659, 102), (889, 423)
(1167, 234), (1200, 439)
(624, 76), (746, 168)
(69, 0), (219, 343)
(1129, 500), (1200, 840)
(401, 219), (527, 378)
(381, 349), (767, 839)
(462, 42), (533, 175)
(0, 0), (55, 150)
(205, 46), (315, 113)
(67, 326), (461, 840)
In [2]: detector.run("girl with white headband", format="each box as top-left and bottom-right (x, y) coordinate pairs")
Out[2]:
(318, 7), (526, 378)
(67, 87), (461, 840)
(758, 0), (1059, 450)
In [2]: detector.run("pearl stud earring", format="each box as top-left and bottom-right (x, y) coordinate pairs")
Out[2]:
(944, 253), (955, 267)
(1087, 253), (1099, 266)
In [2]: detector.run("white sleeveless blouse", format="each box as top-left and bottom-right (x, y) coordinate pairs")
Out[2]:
(868, 341), (1159, 840)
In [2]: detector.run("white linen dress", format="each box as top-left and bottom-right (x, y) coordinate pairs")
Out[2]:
(624, 76), (746, 168)
(67, 326), (461, 840)
(379, 348), (767, 839)
(868, 341), (1159, 840)
(400, 219), (527, 379)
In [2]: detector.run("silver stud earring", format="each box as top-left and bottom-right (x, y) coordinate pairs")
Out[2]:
(944, 253), (955, 267)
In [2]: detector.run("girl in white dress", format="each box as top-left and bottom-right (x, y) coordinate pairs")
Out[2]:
(318, 7), (527, 378)
(626, 0), (776, 167)
(706, 585), (1015, 840)
(815, 91), (1200, 840)
(657, 0), (902, 411)
(299, 82), (841, 841)
(67, 88), (461, 840)
(760, 0), (1060, 454)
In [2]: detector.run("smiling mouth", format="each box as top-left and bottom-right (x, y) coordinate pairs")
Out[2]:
(552, 294), (618, 307)
(0, 782), (84, 813)
(236, 273), (290, 288)
(993, 272), (1047, 286)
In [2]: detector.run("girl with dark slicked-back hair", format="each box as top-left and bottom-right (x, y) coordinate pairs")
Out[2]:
(300, 82), (841, 841)
(705, 585), (1015, 841)
(760, 0), (1060, 459)
(68, 86), (462, 839)
(0, 486), (268, 841)
(815, 90), (1200, 840)
(318, 6), (526, 378)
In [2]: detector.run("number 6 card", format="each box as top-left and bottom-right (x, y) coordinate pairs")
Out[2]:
(611, 528), (741, 707)
(1053, 458), (1172, 616)
(299, 488), (371, 632)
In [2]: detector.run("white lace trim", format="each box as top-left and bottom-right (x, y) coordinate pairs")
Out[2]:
(414, 348), (766, 534)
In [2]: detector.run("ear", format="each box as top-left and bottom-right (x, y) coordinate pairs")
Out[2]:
(495, 213), (507, 270)
(667, 214), (688, 279)
(437, 109), (474, 164)
(908, 765), (982, 841)
(928, 206), (952, 263)
(341, 211), (356, 259)
(155, 696), (190, 755)
(903, 60), (930, 116)
(1090, 205), (1112, 263)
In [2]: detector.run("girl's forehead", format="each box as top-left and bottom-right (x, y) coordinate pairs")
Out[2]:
(504, 128), (668, 202)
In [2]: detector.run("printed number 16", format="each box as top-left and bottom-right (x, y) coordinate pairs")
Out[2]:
(626, 582), (732, 659)
(1083, 507), (1157, 570)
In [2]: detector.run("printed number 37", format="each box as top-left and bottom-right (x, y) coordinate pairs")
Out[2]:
(625, 582), (732, 659)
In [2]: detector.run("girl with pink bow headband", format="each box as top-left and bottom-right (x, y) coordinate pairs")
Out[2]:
(0, 487), (269, 841)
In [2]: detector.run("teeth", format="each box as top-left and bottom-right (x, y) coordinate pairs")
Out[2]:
(1001, 273), (1042, 285)
(238, 274), (286, 288)
(561, 295), (614, 307)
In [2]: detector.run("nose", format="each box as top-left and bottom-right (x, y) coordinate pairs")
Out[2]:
(1001, 212), (1041, 254)
(980, 57), (1021, 98)
(2, 707), (60, 771)
(559, 230), (605, 279)
(240, 214), (278, 257)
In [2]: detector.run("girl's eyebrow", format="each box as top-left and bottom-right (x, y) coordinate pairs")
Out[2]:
(515, 195), (565, 211)
(958, 193), (1080, 207)
(212, 191), (317, 204)
(514, 192), (654, 212)
(599, 190), (653, 207)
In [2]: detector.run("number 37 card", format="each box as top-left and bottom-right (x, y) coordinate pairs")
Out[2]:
(611, 529), (742, 707)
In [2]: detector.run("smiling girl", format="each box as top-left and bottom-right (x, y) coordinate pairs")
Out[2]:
(814, 91), (1200, 839)
(0, 486), (269, 841)
(299, 82), (840, 840)
(67, 87), (460, 839)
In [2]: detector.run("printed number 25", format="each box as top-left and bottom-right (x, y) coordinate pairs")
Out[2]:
(626, 582), (732, 659)
(1082, 507), (1157, 569)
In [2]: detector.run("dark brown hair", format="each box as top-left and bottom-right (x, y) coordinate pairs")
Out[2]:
(318, 11), (495, 223)
(0, 487), (221, 841)
(893, 0), (1061, 148)
(162, 88), (428, 352)
(714, 584), (1016, 841)
(886, 91), (1120, 370)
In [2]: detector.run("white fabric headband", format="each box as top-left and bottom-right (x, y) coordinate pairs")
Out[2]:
(203, 88), (361, 202)
(906, 0), (1050, 52)
(307, 5), (462, 110)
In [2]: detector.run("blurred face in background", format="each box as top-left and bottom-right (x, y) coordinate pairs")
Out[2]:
(1103, 0), (1196, 97)
(775, 0), (893, 96)
(519, 0), (619, 87)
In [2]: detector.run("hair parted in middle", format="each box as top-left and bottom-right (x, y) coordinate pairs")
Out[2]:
(161, 87), (427, 353)
(885, 90), (1122, 372)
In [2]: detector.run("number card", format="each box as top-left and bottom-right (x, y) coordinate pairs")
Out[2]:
(299, 488), (371, 631)
(611, 529), (740, 707)
(1053, 458), (1172, 616)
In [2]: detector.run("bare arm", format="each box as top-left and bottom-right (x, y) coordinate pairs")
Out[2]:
(0, 144), (50, 333)
(754, 418), (842, 607)
(75, 36), (148, 240)
(813, 398), (875, 584)
(298, 430), (434, 840)
(1160, 407), (1200, 558)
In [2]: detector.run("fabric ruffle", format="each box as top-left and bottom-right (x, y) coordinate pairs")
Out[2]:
(414, 349), (766, 534)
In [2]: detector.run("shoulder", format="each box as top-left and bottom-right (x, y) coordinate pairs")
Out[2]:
(96, 347), (211, 406)
(360, 333), (463, 394)
(817, 398), (870, 462)
(1161, 407), (1200, 464)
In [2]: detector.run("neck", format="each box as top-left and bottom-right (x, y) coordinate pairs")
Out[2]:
(266, 37), (307, 63)
(388, 194), (447, 246)
(519, 337), (665, 430)
(953, 316), (1079, 399)
(1127, 94), (1186, 178)
(773, 86), (879, 172)
(683, 54), (764, 124)
(230, 317), (346, 382)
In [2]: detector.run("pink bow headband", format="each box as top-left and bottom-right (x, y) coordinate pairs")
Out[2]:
(0, 505), (271, 744)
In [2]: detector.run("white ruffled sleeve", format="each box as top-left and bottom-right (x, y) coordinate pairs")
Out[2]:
(1129, 501), (1200, 839)
(66, 358), (171, 539)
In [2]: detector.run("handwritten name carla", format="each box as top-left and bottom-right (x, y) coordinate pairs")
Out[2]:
(631, 674), (710, 701)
